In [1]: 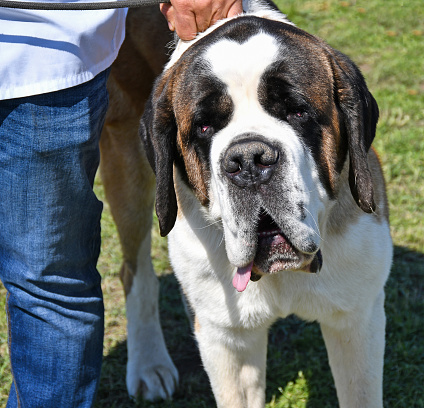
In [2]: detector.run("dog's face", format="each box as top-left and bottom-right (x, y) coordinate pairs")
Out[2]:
(141, 15), (378, 291)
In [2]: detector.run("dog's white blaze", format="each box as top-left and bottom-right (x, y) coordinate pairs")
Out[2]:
(205, 33), (278, 105)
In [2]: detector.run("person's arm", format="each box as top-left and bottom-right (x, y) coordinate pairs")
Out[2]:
(160, 0), (243, 41)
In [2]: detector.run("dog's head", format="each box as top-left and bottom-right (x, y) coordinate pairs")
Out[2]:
(140, 10), (378, 291)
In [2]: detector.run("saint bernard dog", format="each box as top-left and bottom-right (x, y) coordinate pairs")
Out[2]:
(102, 1), (392, 406)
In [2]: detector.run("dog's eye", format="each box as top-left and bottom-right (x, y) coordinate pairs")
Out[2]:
(197, 124), (213, 138)
(287, 110), (309, 122)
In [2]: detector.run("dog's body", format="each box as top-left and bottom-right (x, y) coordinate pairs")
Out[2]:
(102, 2), (392, 406)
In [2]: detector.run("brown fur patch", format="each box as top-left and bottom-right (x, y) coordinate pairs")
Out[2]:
(320, 109), (345, 196)
(178, 144), (210, 205)
(120, 262), (135, 296)
(168, 61), (212, 205)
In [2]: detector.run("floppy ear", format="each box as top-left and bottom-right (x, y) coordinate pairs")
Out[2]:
(329, 48), (379, 213)
(140, 75), (178, 237)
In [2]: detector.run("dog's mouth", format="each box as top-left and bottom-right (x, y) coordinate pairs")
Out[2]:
(232, 212), (322, 292)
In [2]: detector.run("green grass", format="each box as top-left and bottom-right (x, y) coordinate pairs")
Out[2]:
(1, 0), (423, 406)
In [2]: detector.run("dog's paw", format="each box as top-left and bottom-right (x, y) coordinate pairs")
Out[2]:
(127, 360), (179, 401)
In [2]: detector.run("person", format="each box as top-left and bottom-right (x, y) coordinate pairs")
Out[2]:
(0, 0), (242, 406)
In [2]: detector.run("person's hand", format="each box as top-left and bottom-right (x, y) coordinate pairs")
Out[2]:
(160, 0), (243, 41)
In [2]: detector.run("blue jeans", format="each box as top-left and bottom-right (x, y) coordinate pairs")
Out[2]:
(0, 69), (110, 407)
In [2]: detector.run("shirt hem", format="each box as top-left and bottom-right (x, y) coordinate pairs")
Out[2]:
(0, 52), (120, 101)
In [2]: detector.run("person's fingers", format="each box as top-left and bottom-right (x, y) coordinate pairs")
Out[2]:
(160, 0), (243, 41)
(226, 0), (243, 18)
(209, 0), (242, 27)
(174, 11), (198, 40)
(161, 1), (198, 40)
(192, 0), (213, 34)
(160, 3), (175, 31)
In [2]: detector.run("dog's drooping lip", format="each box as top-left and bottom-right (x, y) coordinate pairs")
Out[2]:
(232, 213), (322, 292)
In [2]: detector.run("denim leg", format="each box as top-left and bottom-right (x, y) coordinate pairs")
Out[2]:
(0, 69), (110, 408)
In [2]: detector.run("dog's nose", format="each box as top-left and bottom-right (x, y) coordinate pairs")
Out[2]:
(222, 138), (279, 188)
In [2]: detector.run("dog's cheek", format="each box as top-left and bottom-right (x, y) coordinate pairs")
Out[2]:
(182, 150), (210, 206)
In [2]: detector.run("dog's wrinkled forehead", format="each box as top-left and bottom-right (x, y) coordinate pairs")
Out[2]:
(170, 17), (332, 115)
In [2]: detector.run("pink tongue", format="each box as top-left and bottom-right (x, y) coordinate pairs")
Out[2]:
(232, 261), (253, 292)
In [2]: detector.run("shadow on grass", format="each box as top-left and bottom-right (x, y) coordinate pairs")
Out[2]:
(97, 246), (423, 408)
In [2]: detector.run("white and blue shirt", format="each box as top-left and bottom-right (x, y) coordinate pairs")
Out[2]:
(0, 4), (127, 100)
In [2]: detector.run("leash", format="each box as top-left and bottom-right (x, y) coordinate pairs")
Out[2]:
(0, 0), (168, 10)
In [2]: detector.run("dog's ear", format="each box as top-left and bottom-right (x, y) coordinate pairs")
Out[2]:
(140, 74), (178, 237)
(329, 48), (379, 213)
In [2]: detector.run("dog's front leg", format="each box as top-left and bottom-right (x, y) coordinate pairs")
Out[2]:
(195, 321), (268, 408)
(320, 291), (386, 408)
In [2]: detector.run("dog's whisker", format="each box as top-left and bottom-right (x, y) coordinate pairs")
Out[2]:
(303, 207), (326, 244)
(192, 185), (209, 201)
(194, 218), (222, 230)
(217, 234), (225, 249)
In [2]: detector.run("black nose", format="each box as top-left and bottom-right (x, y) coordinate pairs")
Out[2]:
(222, 138), (279, 188)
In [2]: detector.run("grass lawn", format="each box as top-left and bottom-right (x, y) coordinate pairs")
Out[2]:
(1, 0), (423, 407)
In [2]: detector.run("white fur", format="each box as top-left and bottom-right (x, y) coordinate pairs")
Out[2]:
(204, 33), (279, 88)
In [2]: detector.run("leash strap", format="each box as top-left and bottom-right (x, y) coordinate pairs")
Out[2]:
(0, 0), (168, 10)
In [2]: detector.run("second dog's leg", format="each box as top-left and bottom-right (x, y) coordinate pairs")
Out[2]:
(100, 7), (177, 400)
(100, 117), (178, 400)
(124, 230), (179, 401)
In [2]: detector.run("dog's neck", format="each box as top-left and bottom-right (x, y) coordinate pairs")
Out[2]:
(165, 0), (293, 70)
